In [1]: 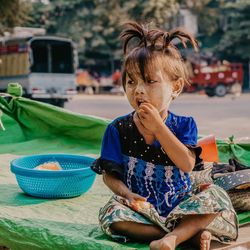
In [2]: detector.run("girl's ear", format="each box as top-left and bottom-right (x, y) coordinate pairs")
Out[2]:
(172, 78), (184, 99)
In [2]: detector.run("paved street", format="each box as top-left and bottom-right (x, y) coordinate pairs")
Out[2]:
(65, 92), (250, 140)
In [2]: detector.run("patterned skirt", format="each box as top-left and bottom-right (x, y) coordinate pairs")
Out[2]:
(99, 184), (238, 243)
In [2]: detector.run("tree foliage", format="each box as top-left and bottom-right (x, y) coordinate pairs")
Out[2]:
(180, 0), (250, 61)
(214, 0), (250, 61)
(28, 0), (179, 68)
(180, 0), (222, 36)
(2, 0), (249, 69)
(0, 0), (32, 35)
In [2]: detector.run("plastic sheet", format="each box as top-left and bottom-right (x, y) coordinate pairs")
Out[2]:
(0, 91), (249, 249)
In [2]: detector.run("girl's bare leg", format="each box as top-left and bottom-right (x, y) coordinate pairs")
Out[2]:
(150, 213), (217, 250)
(110, 221), (166, 242)
(111, 213), (217, 249)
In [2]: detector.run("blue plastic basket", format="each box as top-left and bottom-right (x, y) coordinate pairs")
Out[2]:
(10, 154), (96, 198)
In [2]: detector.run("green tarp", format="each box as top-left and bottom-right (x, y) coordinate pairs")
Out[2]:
(0, 89), (249, 249)
(1, 89), (250, 163)
(0, 155), (150, 250)
(0, 92), (108, 156)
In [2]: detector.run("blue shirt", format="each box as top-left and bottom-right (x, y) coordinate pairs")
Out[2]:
(99, 111), (199, 217)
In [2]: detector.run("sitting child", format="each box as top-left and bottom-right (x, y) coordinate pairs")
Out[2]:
(92, 21), (238, 250)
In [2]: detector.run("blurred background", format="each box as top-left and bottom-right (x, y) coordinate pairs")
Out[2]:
(1, 0), (250, 91)
(0, 0), (250, 138)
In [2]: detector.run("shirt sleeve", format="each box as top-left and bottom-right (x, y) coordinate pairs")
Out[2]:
(91, 123), (123, 179)
(177, 117), (202, 165)
(177, 117), (198, 145)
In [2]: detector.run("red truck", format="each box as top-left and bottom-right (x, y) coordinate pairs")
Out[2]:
(186, 62), (244, 97)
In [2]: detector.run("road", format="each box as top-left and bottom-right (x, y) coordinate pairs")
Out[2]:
(65, 93), (250, 140)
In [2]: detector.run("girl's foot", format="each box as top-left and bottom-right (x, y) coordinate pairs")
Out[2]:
(200, 230), (211, 250)
(150, 234), (177, 250)
(192, 230), (212, 250)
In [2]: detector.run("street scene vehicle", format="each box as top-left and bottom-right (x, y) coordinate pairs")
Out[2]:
(186, 62), (244, 97)
(0, 27), (78, 107)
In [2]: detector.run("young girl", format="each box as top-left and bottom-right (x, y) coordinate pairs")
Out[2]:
(91, 21), (238, 250)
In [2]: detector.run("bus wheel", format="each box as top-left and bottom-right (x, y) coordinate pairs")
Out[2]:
(22, 88), (27, 97)
(215, 84), (227, 97)
(50, 99), (65, 108)
(56, 99), (65, 108)
(205, 87), (215, 97)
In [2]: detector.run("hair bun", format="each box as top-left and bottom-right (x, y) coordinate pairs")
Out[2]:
(163, 32), (171, 50)
(119, 21), (148, 55)
(120, 21), (198, 55)
(168, 29), (198, 52)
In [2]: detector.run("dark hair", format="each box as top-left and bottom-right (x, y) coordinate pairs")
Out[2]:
(119, 21), (198, 91)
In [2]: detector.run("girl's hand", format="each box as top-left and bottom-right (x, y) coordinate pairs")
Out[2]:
(125, 192), (147, 204)
(137, 102), (164, 134)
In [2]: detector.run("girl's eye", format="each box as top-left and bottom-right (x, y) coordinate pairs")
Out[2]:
(147, 79), (156, 84)
(127, 80), (134, 85)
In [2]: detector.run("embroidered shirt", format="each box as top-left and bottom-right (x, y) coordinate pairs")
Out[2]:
(92, 111), (201, 217)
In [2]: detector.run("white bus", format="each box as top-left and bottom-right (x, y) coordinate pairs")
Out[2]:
(0, 28), (78, 107)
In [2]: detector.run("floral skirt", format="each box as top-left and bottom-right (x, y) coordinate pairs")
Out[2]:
(99, 184), (238, 243)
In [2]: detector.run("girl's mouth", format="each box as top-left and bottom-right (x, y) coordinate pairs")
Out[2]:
(137, 101), (142, 106)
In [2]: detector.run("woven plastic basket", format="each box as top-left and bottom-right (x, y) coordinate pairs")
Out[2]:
(11, 154), (96, 198)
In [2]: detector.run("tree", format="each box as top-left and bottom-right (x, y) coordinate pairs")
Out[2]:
(180, 0), (250, 61)
(179, 0), (222, 36)
(124, 0), (179, 26)
(28, 0), (180, 71)
(0, 0), (32, 35)
(214, 0), (250, 61)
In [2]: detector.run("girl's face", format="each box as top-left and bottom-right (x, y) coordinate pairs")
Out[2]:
(125, 67), (175, 116)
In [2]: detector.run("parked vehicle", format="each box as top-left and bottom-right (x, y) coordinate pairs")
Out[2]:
(186, 62), (244, 97)
(0, 27), (78, 107)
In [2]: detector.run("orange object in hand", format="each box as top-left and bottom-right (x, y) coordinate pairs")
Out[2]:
(197, 135), (219, 163)
(131, 200), (152, 211)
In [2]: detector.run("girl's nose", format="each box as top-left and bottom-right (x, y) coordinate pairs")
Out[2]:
(135, 82), (145, 94)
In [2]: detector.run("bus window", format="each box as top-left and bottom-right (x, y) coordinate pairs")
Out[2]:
(51, 42), (73, 73)
(30, 39), (74, 74)
(30, 42), (48, 73)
